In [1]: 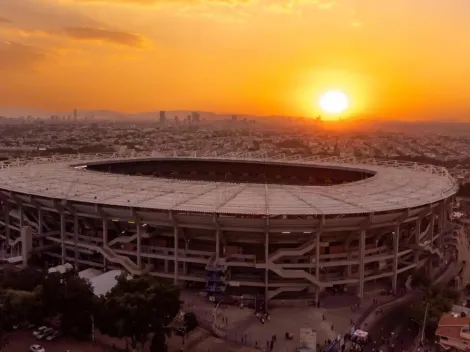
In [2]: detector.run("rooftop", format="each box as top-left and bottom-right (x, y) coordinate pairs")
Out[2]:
(436, 314), (470, 342)
(0, 152), (458, 216)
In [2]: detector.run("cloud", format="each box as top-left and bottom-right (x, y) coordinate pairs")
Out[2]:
(74, 0), (252, 4)
(0, 17), (12, 24)
(59, 27), (144, 47)
(0, 41), (50, 71)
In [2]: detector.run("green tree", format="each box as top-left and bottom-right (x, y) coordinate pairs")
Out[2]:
(410, 285), (459, 329)
(96, 275), (180, 352)
(0, 289), (36, 330)
(183, 312), (198, 332)
(411, 268), (431, 288)
(0, 267), (46, 292)
(40, 272), (96, 337)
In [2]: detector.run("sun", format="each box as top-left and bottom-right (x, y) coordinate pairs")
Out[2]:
(319, 90), (349, 114)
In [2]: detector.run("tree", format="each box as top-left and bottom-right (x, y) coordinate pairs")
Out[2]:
(0, 267), (46, 292)
(411, 268), (431, 288)
(410, 284), (459, 329)
(183, 312), (198, 333)
(27, 252), (48, 269)
(96, 275), (180, 352)
(0, 289), (36, 330)
(40, 271), (96, 337)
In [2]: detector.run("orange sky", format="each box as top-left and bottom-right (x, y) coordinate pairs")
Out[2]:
(1, 0), (470, 120)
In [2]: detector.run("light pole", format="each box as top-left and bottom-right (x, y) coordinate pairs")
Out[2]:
(420, 303), (429, 344)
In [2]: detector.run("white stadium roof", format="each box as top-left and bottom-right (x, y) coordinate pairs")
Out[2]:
(0, 153), (458, 216)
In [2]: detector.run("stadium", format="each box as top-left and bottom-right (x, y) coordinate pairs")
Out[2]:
(0, 152), (459, 304)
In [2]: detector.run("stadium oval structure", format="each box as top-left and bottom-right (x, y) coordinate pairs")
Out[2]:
(0, 152), (458, 304)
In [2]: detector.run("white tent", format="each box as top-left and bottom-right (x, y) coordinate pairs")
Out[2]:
(89, 270), (131, 296)
(48, 263), (73, 274)
(78, 268), (102, 281)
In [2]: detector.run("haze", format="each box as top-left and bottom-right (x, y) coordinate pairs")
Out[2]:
(1, 0), (470, 121)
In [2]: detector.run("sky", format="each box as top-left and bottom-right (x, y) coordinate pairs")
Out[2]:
(1, 0), (470, 121)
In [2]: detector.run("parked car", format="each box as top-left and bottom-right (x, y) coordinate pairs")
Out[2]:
(32, 326), (48, 337)
(36, 328), (54, 340)
(45, 330), (61, 341)
(29, 344), (46, 352)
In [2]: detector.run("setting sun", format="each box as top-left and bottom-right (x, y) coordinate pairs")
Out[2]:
(319, 90), (349, 115)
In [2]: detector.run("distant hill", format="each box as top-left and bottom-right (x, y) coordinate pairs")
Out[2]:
(0, 107), (241, 122)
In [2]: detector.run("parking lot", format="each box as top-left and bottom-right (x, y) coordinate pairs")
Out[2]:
(3, 330), (108, 352)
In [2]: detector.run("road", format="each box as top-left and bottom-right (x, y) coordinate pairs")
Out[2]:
(363, 307), (419, 352)
(457, 226), (470, 286)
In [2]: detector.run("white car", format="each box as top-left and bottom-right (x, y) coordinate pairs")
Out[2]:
(30, 345), (46, 352)
(32, 326), (48, 337)
(45, 330), (61, 341)
(36, 327), (54, 340)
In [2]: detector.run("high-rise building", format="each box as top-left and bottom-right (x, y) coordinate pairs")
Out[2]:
(73, 109), (77, 120)
(232, 115), (237, 122)
(159, 111), (166, 123)
(191, 111), (200, 123)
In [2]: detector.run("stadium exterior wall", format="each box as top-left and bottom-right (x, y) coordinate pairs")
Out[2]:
(0, 153), (458, 305)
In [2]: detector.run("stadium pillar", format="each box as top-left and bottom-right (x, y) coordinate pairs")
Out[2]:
(60, 211), (66, 265)
(38, 208), (43, 236)
(4, 201), (10, 245)
(102, 219), (108, 270)
(136, 218), (141, 269)
(19, 204), (24, 228)
(215, 229), (220, 261)
(20, 226), (32, 268)
(346, 250), (352, 277)
(74, 214), (79, 269)
(359, 230), (366, 299)
(414, 218), (421, 264)
(264, 229), (269, 309)
(392, 225), (399, 293)
(429, 213), (435, 241)
(174, 226), (179, 284)
(315, 231), (321, 302)
(183, 239), (188, 274)
(439, 202), (445, 250)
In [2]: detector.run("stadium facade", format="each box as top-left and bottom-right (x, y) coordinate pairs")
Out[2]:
(0, 152), (458, 304)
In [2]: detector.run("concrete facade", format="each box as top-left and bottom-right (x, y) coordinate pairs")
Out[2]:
(0, 154), (458, 305)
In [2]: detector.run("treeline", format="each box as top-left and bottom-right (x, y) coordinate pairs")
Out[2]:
(457, 183), (470, 197)
(0, 265), (185, 352)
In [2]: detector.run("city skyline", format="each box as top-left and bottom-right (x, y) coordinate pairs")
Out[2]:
(1, 0), (470, 121)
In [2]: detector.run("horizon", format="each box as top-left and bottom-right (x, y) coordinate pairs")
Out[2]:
(4, 105), (470, 125)
(1, 1), (470, 121)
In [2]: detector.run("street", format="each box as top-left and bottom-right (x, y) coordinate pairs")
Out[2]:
(363, 306), (419, 352)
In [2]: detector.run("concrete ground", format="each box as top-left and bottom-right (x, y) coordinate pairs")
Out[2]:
(180, 290), (382, 352)
(174, 226), (470, 352)
(223, 304), (358, 351)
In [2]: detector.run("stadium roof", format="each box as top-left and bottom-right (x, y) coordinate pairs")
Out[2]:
(0, 153), (458, 216)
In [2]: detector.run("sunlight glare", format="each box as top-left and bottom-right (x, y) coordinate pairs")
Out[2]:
(319, 90), (349, 114)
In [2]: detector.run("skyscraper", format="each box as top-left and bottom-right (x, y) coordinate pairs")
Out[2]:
(159, 111), (166, 123)
(191, 111), (200, 123)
